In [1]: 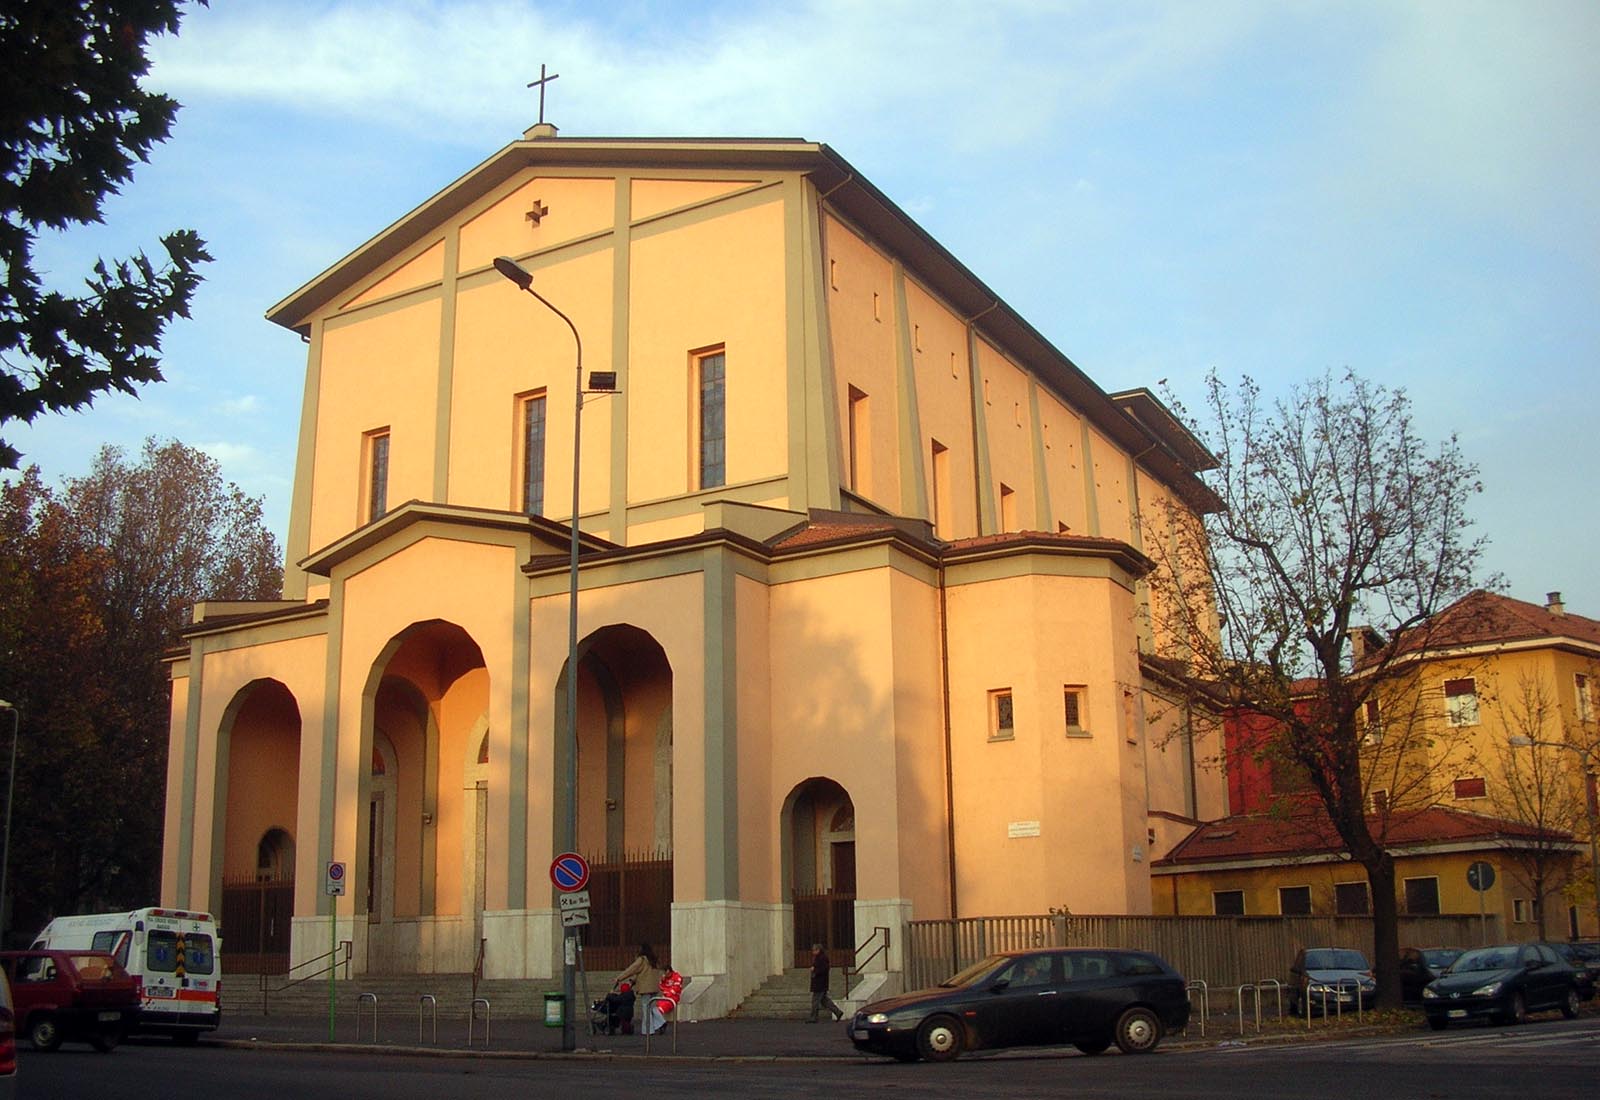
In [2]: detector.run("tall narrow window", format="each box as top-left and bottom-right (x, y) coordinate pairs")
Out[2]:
(847, 385), (870, 495)
(365, 429), (390, 523)
(930, 439), (949, 536)
(998, 482), (1016, 532)
(1063, 686), (1087, 734)
(1443, 677), (1480, 727)
(1577, 673), (1594, 722)
(989, 689), (1014, 741)
(697, 350), (726, 489)
(521, 392), (547, 516)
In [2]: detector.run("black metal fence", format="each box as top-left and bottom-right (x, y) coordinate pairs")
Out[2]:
(581, 847), (672, 972)
(221, 874), (294, 975)
(793, 890), (856, 969)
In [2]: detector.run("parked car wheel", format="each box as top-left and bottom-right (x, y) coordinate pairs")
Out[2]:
(1114, 1006), (1163, 1054)
(28, 1014), (61, 1052)
(1074, 1037), (1111, 1055)
(90, 1028), (120, 1053)
(1499, 992), (1526, 1026)
(916, 1015), (963, 1062)
(1560, 989), (1580, 1019)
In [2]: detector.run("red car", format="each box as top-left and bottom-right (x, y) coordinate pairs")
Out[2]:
(0, 950), (139, 1052)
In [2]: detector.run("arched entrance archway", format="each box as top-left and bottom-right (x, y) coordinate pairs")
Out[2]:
(361, 619), (488, 974)
(783, 778), (856, 969)
(558, 624), (674, 970)
(215, 678), (301, 975)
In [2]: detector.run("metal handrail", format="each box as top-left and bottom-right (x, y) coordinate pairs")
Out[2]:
(419, 994), (436, 1044)
(1185, 980), (1208, 1037)
(1236, 983), (1261, 1035)
(356, 993), (378, 1043)
(843, 926), (892, 998)
(260, 940), (353, 1013)
(468, 997), (490, 1048)
(1256, 978), (1285, 1020)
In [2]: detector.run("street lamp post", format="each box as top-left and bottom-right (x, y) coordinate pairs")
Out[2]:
(494, 255), (608, 1052)
(0, 700), (18, 947)
(1509, 735), (1600, 936)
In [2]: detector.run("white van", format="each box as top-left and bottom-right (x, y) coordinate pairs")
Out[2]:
(31, 908), (220, 1043)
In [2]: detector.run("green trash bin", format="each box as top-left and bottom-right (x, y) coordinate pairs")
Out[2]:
(543, 992), (565, 1028)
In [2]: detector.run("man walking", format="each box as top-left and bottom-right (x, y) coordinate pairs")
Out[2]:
(807, 942), (844, 1023)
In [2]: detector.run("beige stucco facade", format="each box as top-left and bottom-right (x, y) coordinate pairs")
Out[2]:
(162, 133), (1227, 1014)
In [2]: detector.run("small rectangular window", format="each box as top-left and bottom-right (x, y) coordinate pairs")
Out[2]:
(520, 392), (547, 516)
(696, 350), (726, 490)
(989, 689), (1014, 742)
(1278, 885), (1312, 916)
(1403, 876), (1441, 915)
(1334, 881), (1370, 915)
(1453, 776), (1486, 800)
(1577, 673), (1594, 723)
(1212, 890), (1245, 916)
(365, 429), (391, 523)
(1443, 677), (1479, 727)
(1063, 686), (1087, 734)
(1369, 788), (1389, 814)
(1512, 898), (1530, 924)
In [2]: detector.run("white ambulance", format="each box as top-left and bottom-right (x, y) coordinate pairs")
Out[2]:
(31, 908), (221, 1043)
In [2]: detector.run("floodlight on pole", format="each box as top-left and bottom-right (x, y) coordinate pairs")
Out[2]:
(1509, 734), (1600, 936)
(495, 255), (585, 1052)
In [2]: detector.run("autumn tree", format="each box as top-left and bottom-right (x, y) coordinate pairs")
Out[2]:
(0, 439), (279, 942)
(1146, 370), (1491, 1008)
(0, 1), (211, 468)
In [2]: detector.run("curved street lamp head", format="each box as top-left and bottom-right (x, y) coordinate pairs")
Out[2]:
(493, 255), (534, 290)
(1508, 736), (1535, 748)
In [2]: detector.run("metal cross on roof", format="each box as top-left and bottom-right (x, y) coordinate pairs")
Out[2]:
(527, 64), (560, 125)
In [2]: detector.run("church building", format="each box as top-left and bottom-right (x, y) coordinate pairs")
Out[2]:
(161, 120), (1227, 1016)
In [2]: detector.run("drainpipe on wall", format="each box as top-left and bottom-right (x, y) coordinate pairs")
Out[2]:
(939, 558), (958, 928)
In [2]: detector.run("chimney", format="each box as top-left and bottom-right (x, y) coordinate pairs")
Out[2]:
(1546, 591), (1565, 616)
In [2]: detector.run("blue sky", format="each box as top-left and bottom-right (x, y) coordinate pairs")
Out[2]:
(13, 0), (1599, 612)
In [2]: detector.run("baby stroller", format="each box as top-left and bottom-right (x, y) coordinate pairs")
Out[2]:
(591, 981), (635, 1036)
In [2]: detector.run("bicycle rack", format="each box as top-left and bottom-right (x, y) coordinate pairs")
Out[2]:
(468, 997), (491, 1048)
(1256, 978), (1284, 1021)
(1185, 980), (1208, 1037)
(419, 994), (436, 1044)
(1236, 984), (1261, 1035)
(356, 993), (378, 1043)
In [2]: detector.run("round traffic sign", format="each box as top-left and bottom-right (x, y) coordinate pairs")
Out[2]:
(327, 862), (346, 881)
(550, 852), (590, 892)
(1466, 860), (1495, 892)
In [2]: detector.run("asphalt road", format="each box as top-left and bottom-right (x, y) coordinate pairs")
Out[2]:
(20, 1017), (1600, 1100)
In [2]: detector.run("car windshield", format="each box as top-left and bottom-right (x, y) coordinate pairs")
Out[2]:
(1304, 949), (1368, 970)
(1422, 949), (1462, 968)
(939, 955), (1008, 988)
(1450, 947), (1519, 973)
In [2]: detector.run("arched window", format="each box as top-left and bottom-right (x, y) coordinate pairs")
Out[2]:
(257, 827), (294, 881)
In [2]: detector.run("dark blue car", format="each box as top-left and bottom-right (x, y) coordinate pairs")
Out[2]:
(849, 947), (1190, 1062)
(1422, 942), (1581, 1029)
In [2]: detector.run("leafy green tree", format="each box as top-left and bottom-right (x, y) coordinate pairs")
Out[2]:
(0, 439), (278, 941)
(1145, 370), (1491, 1008)
(0, 1), (211, 468)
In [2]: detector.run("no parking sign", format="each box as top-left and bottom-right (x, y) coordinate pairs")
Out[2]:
(325, 860), (347, 896)
(549, 852), (590, 892)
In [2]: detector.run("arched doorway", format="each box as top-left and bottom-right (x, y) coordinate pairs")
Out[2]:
(784, 778), (856, 969)
(361, 619), (488, 974)
(559, 624), (674, 971)
(216, 679), (301, 975)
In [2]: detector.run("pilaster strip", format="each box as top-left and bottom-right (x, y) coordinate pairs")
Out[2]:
(967, 328), (996, 533)
(609, 173), (633, 544)
(702, 549), (739, 899)
(892, 262), (928, 518)
(283, 321), (325, 600)
(1080, 420), (1102, 537)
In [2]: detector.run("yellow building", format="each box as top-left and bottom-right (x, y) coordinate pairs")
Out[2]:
(160, 127), (1227, 1014)
(1156, 590), (1600, 940)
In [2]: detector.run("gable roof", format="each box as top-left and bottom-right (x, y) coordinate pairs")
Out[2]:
(1155, 806), (1575, 868)
(267, 133), (1222, 514)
